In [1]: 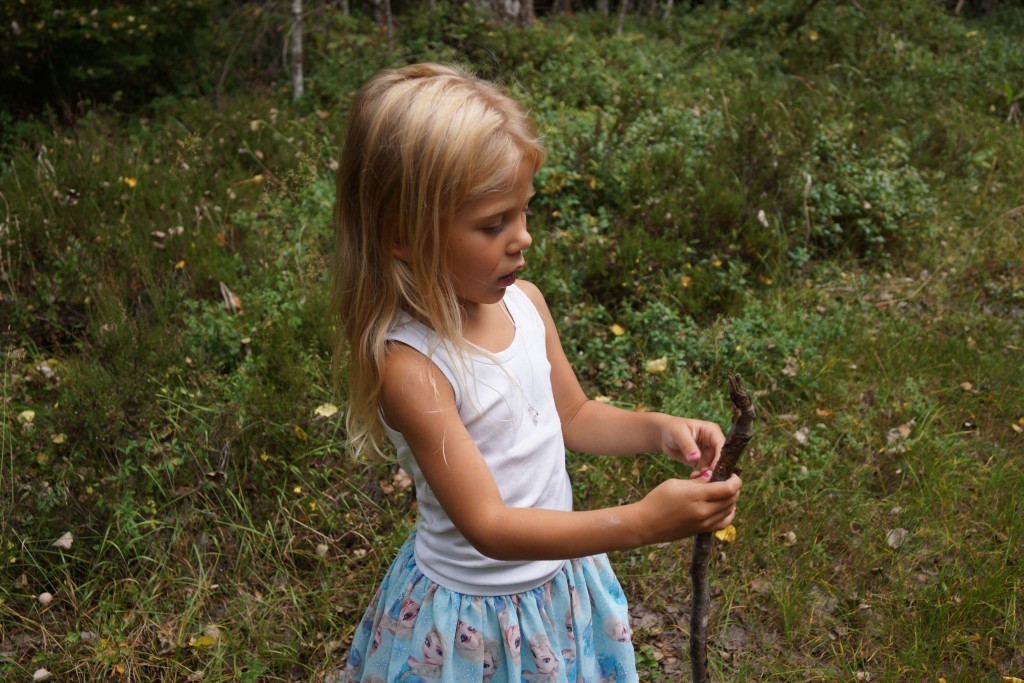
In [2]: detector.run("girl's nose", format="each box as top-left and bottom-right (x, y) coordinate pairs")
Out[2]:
(508, 214), (532, 253)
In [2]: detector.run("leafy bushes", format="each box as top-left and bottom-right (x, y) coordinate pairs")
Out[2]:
(3, 2), (1024, 679)
(0, 0), (219, 115)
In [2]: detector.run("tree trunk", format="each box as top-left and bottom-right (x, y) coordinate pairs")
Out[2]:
(290, 0), (304, 101)
(553, 0), (573, 16)
(615, 0), (629, 36)
(370, 0), (394, 50)
(480, 0), (535, 26)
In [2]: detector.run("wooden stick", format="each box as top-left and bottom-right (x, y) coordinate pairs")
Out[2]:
(689, 375), (756, 683)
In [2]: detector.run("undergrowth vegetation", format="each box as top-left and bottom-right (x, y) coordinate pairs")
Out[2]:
(2, 1), (1022, 681)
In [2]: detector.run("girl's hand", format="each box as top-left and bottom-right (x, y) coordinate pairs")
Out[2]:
(658, 417), (726, 479)
(637, 475), (741, 543)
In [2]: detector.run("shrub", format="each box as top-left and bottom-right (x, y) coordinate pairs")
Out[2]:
(0, 0), (221, 116)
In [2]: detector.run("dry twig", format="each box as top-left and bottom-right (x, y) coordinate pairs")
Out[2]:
(689, 374), (756, 682)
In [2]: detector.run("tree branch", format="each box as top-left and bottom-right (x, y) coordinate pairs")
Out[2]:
(689, 374), (756, 682)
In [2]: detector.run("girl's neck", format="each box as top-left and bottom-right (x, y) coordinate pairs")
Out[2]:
(460, 299), (516, 354)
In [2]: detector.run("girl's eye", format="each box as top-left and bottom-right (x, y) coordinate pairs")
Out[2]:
(482, 223), (504, 235)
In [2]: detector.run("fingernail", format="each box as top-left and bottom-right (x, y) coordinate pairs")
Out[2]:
(702, 470), (712, 479)
(687, 450), (700, 462)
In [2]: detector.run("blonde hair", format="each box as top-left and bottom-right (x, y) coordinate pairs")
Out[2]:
(332, 63), (545, 458)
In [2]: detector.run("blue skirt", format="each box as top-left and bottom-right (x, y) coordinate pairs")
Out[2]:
(340, 534), (639, 682)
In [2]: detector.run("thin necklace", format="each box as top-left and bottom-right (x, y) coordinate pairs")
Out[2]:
(501, 299), (540, 426)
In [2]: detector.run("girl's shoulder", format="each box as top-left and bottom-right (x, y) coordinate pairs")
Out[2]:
(510, 279), (548, 316)
(510, 279), (555, 334)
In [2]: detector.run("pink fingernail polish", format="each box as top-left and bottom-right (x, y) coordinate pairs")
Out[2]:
(702, 470), (712, 479)
(688, 450), (700, 461)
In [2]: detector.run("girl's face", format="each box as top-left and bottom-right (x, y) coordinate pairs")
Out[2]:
(443, 157), (535, 316)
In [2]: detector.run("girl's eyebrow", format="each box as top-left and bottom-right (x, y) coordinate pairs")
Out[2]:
(474, 189), (536, 221)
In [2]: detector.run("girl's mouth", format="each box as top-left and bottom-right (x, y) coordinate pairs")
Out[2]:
(498, 265), (523, 287)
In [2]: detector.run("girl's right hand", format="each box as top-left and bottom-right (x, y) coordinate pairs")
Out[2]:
(636, 475), (741, 543)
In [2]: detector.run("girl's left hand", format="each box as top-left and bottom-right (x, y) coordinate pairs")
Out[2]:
(659, 417), (725, 480)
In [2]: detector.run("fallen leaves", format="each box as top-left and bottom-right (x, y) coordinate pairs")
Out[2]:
(51, 532), (73, 550)
(189, 625), (222, 649)
(314, 403), (339, 418)
(886, 527), (910, 550)
(644, 357), (668, 374)
(714, 524), (737, 543)
(379, 467), (413, 496)
(886, 422), (913, 444)
(219, 282), (243, 314)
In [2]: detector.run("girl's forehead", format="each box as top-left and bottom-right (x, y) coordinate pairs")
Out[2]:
(459, 159), (536, 218)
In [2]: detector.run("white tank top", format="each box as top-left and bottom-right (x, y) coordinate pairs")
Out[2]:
(383, 284), (573, 595)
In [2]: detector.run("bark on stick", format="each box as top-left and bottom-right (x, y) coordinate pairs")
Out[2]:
(689, 374), (756, 683)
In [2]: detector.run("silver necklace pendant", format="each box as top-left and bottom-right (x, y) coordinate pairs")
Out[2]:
(528, 402), (540, 425)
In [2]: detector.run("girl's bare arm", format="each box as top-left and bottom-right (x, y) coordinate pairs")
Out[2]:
(380, 341), (740, 562)
(516, 280), (724, 473)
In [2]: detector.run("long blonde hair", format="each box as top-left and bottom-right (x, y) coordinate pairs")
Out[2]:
(332, 63), (545, 458)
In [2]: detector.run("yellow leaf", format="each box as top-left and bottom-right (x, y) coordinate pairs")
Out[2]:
(174, 260), (186, 270)
(1003, 678), (1024, 683)
(645, 357), (669, 374)
(293, 425), (307, 442)
(17, 410), (35, 424)
(678, 275), (692, 288)
(51, 433), (66, 444)
(189, 635), (218, 648)
(314, 403), (339, 418)
(609, 323), (626, 337)
(715, 524), (737, 543)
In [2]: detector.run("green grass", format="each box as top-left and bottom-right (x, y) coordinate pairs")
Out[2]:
(2, 1), (1023, 681)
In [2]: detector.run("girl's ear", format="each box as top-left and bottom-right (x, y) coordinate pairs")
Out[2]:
(391, 242), (409, 263)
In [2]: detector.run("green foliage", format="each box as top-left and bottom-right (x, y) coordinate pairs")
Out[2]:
(0, 0), (219, 115)
(3, 0), (1024, 680)
(801, 124), (935, 259)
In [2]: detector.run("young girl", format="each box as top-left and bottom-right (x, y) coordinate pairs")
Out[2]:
(333, 63), (742, 683)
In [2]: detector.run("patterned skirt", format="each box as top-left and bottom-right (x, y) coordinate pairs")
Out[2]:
(339, 534), (639, 682)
